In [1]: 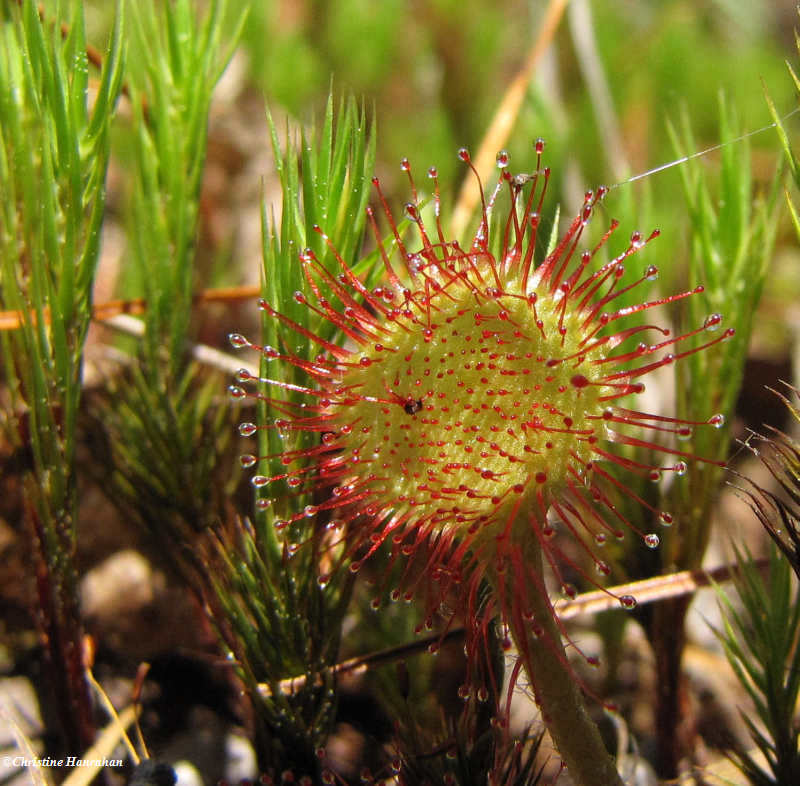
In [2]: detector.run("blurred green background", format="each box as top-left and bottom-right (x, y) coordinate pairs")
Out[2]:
(80, 0), (800, 325)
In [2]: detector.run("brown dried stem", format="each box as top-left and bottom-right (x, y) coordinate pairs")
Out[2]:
(449, 0), (569, 239)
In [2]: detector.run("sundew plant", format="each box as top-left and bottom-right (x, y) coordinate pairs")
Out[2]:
(0, 1), (796, 785)
(229, 139), (733, 786)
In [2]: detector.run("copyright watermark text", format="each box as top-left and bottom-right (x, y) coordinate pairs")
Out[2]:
(3, 756), (123, 768)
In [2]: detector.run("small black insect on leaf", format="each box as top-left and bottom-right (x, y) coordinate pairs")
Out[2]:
(403, 398), (423, 415)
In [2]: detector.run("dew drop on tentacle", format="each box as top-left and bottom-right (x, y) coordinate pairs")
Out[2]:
(595, 560), (611, 576)
(228, 332), (250, 349)
(238, 422), (257, 437)
(404, 203), (420, 222)
(644, 533), (660, 549)
(619, 594), (638, 610)
(275, 418), (292, 439)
